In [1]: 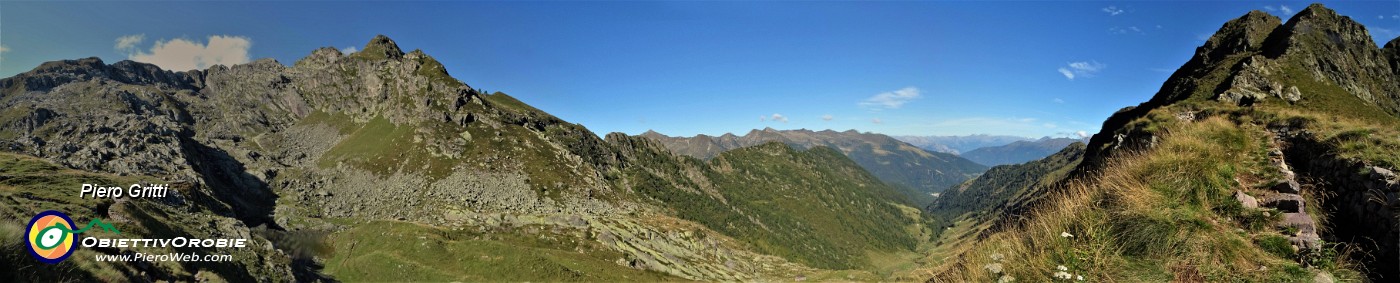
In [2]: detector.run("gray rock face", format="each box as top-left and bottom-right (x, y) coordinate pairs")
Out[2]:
(1271, 4), (1400, 114)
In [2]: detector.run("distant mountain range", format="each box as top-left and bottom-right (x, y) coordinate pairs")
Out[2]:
(960, 137), (1084, 166)
(892, 134), (1030, 154)
(640, 128), (987, 203)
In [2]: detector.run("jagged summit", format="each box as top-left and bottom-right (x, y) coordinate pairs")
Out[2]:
(1081, 3), (1400, 171)
(1196, 10), (1280, 65)
(360, 34), (406, 59)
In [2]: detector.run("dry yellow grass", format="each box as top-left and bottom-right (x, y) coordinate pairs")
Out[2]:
(927, 114), (1363, 282)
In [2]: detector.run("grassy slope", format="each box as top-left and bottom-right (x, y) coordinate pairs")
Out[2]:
(322, 221), (678, 282)
(622, 140), (922, 272)
(930, 109), (1374, 282)
(927, 143), (1085, 224)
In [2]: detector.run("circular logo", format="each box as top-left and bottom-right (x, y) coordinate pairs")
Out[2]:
(26, 210), (76, 264)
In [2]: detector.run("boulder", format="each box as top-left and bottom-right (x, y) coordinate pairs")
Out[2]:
(1261, 194), (1304, 213)
(1370, 166), (1396, 181)
(1234, 190), (1259, 209)
(1281, 86), (1302, 102)
(1272, 179), (1301, 193)
(1281, 212), (1318, 235)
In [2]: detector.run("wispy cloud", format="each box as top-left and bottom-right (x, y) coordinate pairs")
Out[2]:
(1373, 27), (1400, 40)
(859, 87), (921, 111)
(766, 113), (788, 123)
(1057, 61), (1105, 80)
(1053, 98), (1065, 104)
(1264, 5), (1294, 15)
(871, 118), (883, 124)
(1102, 6), (1125, 16)
(1076, 131), (1089, 138)
(115, 34), (145, 51)
(1109, 26), (1143, 34)
(342, 46), (358, 54)
(125, 35), (252, 71)
(821, 114), (834, 121)
(0, 45), (8, 61)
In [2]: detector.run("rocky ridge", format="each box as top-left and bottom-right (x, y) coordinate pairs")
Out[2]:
(0, 35), (925, 281)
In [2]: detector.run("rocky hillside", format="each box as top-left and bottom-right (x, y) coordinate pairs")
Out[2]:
(959, 137), (1082, 166)
(931, 4), (1400, 282)
(925, 142), (1084, 223)
(0, 35), (928, 281)
(640, 128), (987, 203)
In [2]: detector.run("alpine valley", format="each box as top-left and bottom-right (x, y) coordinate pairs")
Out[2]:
(1, 3), (1399, 283)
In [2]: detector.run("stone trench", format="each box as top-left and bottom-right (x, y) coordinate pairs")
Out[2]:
(1269, 127), (1400, 280)
(1233, 130), (1322, 252)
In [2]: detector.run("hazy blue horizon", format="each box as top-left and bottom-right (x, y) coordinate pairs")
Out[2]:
(4, 1), (1399, 138)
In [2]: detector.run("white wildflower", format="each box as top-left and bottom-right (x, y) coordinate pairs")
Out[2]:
(1057, 265), (1068, 271)
(1053, 271), (1073, 279)
(984, 263), (1004, 274)
(990, 252), (1005, 261)
(997, 275), (1016, 283)
(1060, 231), (1074, 238)
(1077, 274), (1085, 281)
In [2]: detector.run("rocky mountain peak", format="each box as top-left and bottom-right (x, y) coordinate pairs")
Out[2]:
(1197, 10), (1280, 65)
(0, 57), (204, 92)
(360, 34), (406, 59)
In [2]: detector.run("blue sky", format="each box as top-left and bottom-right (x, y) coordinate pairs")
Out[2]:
(3, 1), (1400, 138)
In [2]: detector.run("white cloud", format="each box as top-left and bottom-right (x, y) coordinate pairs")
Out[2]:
(342, 46), (358, 54)
(1264, 5), (1294, 15)
(1109, 26), (1143, 34)
(1058, 68), (1076, 80)
(1053, 98), (1065, 104)
(821, 114), (834, 121)
(859, 87), (921, 111)
(0, 45), (8, 61)
(1102, 6), (1124, 16)
(127, 35), (252, 71)
(1043, 123), (1058, 128)
(871, 118), (883, 124)
(1075, 130), (1089, 138)
(769, 113), (788, 123)
(1058, 61), (1106, 80)
(114, 34), (145, 51)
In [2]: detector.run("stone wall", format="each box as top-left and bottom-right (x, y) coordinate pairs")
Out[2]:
(1281, 130), (1400, 278)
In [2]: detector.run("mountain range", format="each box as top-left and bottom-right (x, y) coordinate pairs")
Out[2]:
(0, 36), (930, 281)
(639, 128), (986, 203)
(892, 134), (1030, 155)
(959, 137), (1083, 166)
(2, 2), (1399, 282)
